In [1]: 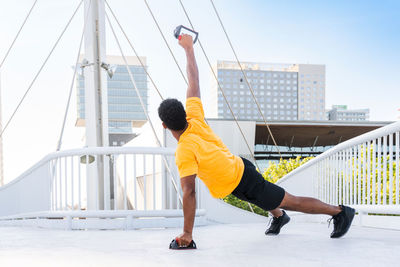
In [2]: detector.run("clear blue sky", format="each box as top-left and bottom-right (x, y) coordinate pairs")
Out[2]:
(0, 0), (399, 181)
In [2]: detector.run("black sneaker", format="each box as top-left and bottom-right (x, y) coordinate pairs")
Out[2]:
(329, 205), (355, 238)
(265, 210), (290, 235)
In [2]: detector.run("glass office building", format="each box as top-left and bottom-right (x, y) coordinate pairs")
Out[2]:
(76, 55), (148, 146)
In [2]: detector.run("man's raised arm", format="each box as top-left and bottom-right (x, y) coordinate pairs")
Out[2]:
(179, 34), (200, 99)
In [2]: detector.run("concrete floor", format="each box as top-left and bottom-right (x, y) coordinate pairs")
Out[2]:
(1, 222), (399, 267)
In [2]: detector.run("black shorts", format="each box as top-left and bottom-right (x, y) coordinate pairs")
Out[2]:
(231, 157), (285, 211)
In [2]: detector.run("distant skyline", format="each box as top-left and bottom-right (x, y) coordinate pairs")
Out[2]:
(0, 0), (399, 181)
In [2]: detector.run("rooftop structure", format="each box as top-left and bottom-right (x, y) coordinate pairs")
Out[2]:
(205, 118), (391, 162)
(327, 105), (369, 121)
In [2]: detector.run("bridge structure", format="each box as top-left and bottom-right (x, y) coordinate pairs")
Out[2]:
(0, 0), (399, 266)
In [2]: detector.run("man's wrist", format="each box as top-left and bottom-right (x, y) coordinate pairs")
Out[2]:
(185, 47), (194, 53)
(183, 229), (193, 235)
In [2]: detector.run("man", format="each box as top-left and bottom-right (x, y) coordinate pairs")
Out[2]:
(158, 34), (355, 248)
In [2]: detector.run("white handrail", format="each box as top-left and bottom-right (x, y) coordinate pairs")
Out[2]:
(278, 121), (400, 185)
(277, 120), (400, 215)
(0, 146), (175, 191)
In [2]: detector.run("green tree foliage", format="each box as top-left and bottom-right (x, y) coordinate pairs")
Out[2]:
(223, 157), (313, 217)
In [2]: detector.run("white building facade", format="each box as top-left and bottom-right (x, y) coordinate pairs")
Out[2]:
(213, 61), (325, 121)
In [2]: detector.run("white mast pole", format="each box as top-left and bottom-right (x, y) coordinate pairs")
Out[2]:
(83, 0), (109, 210)
(0, 72), (4, 186)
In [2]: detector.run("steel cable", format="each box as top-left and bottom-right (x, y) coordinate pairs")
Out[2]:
(176, 0), (261, 172)
(0, 0), (84, 139)
(0, 0), (38, 69)
(105, 11), (183, 205)
(208, 0), (282, 158)
(56, 0), (93, 152)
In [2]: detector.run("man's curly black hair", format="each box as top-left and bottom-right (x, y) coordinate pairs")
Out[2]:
(158, 98), (187, 131)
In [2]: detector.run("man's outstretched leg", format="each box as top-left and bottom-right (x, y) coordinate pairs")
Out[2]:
(269, 192), (355, 238)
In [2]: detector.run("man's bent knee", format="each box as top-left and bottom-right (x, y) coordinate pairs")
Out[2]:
(278, 192), (300, 211)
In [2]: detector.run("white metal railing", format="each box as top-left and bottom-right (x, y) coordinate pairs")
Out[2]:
(0, 147), (203, 218)
(277, 121), (400, 214)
